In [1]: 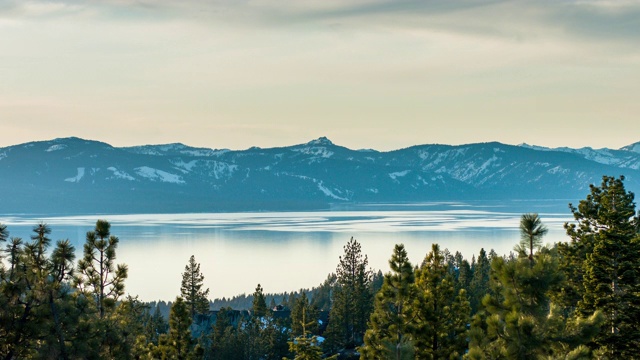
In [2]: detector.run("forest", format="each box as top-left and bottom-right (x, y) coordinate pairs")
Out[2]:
(1, 175), (639, 359)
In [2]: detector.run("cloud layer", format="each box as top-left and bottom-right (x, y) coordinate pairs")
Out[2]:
(1, 0), (639, 150)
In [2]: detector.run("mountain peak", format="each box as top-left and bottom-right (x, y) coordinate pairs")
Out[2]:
(620, 141), (640, 154)
(306, 136), (334, 146)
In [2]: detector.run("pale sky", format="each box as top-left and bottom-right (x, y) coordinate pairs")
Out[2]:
(1, 0), (639, 151)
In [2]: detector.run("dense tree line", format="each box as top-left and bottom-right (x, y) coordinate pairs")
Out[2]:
(2, 175), (639, 359)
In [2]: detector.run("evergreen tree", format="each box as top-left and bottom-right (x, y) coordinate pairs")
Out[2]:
(467, 246), (603, 360)
(209, 306), (235, 359)
(287, 306), (324, 360)
(468, 248), (491, 314)
(517, 213), (548, 260)
(252, 283), (268, 318)
(75, 219), (128, 318)
(560, 175), (640, 356)
(310, 273), (336, 312)
(146, 305), (169, 345)
(413, 243), (470, 359)
(164, 297), (196, 359)
(180, 255), (210, 319)
(325, 237), (373, 351)
(291, 292), (319, 336)
(361, 244), (416, 360)
(0, 224), (82, 359)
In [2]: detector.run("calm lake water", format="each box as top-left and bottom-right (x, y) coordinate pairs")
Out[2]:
(0, 201), (576, 301)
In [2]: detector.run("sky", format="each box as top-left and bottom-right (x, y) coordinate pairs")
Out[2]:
(1, 0), (639, 151)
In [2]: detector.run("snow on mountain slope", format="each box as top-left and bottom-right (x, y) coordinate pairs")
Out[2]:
(107, 167), (135, 181)
(135, 166), (185, 184)
(123, 143), (229, 157)
(621, 142), (640, 154)
(65, 167), (85, 182)
(46, 144), (67, 152)
(1, 136), (640, 214)
(519, 143), (640, 170)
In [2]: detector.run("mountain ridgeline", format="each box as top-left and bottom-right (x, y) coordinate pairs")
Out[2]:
(1, 137), (639, 214)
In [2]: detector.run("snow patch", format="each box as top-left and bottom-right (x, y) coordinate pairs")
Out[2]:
(46, 144), (67, 152)
(317, 181), (347, 200)
(65, 167), (85, 183)
(0, 152), (7, 161)
(547, 166), (570, 175)
(200, 161), (238, 179)
(293, 146), (334, 158)
(182, 149), (229, 157)
(620, 142), (640, 153)
(306, 136), (333, 146)
(172, 160), (198, 172)
(366, 188), (379, 194)
(389, 170), (411, 181)
(518, 143), (550, 151)
(135, 166), (185, 184)
(107, 167), (135, 181)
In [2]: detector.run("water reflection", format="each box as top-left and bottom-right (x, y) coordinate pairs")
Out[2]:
(0, 202), (574, 301)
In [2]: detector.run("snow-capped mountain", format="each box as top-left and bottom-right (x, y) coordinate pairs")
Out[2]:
(0, 137), (638, 214)
(519, 142), (640, 170)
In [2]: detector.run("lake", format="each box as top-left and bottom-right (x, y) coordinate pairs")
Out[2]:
(0, 201), (576, 301)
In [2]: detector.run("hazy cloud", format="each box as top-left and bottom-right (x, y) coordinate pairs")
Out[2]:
(1, 0), (639, 150)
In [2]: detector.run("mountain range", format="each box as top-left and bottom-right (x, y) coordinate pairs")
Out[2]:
(1, 137), (639, 215)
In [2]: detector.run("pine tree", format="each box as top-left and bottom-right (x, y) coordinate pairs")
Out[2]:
(180, 255), (210, 319)
(413, 243), (470, 359)
(325, 237), (373, 351)
(288, 306), (324, 360)
(361, 244), (416, 360)
(560, 175), (640, 356)
(469, 248), (491, 314)
(467, 246), (603, 360)
(75, 219), (128, 318)
(310, 273), (336, 312)
(517, 213), (548, 260)
(252, 283), (268, 318)
(291, 292), (319, 337)
(165, 297), (195, 359)
(146, 305), (169, 345)
(0, 224), (90, 360)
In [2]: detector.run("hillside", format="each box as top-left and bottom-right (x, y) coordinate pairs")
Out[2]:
(1, 137), (638, 214)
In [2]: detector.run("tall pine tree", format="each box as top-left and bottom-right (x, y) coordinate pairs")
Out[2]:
(180, 255), (210, 319)
(560, 175), (640, 357)
(467, 246), (603, 360)
(325, 237), (373, 351)
(413, 243), (470, 359)
(361, 244), (416, 360)
(75, 220), (128, 319)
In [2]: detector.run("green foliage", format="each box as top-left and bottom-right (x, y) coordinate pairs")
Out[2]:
(170, 297), (196, 359)
(560, 175), (640, 356)
(325, 237), (373, 352)
(291, 292), (319, 337)
(361, 244), (416, 360)
(413, 243), (470, 359)
(252, 283), (268, 318)
(516, 213), (548, 260)
(75, 219), (128, 319)
(286, 303), (323, 360)
(469, 248), (491, 314)
(310, 273), (336, 312)
(181, 255), (210, 319)
(467, 245), (603, 359)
